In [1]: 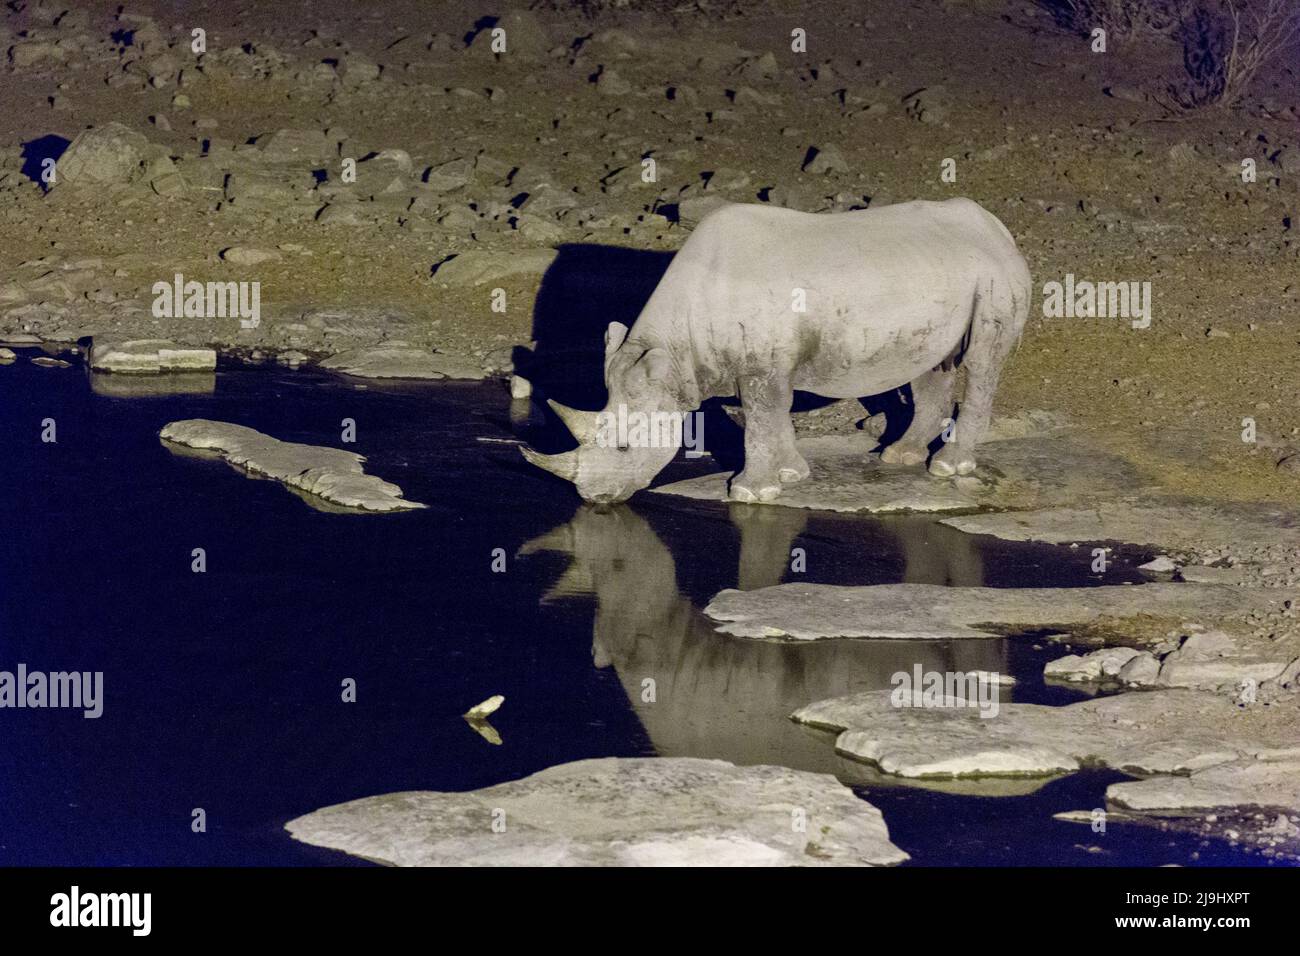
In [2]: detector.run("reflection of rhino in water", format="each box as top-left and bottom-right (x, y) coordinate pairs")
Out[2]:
(521, 504), (1005, 777)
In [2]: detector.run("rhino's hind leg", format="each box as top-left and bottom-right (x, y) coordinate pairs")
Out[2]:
(880, 366), (957, 466)
(930, 280), (1027, 478)
(730, 372), (802, 503)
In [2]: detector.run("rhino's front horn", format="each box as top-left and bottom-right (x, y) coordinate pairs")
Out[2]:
(521, 446), (579, 482)
(547, 399), (600, 444)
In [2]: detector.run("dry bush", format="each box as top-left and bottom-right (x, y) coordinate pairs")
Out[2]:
(530, 0), (749, 16)
(1053, 0), (1184, 40)
(1173, 0), (1300, 107)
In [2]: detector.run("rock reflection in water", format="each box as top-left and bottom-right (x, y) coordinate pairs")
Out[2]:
(522, 503), (1006, 778)
(87, 369), (217, 398)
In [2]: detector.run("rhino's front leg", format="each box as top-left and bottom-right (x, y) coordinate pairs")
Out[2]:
(730, 503), (809, 589)
(730, 372), (807, 503)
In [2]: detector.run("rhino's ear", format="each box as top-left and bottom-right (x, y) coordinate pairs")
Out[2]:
(605, 322), (629, 356)
(603, 322), (630, 386)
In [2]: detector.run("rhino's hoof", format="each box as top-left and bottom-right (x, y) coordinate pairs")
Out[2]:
(880, 443), (927, 466)
(730, 474), (782, 503)
(777, 455), (810, 484)
(929, 445), (976, 477)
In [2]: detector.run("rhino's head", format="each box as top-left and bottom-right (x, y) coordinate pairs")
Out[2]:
(522, 322), (684, 504)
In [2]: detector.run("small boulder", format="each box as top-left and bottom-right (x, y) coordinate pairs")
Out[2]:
(596, 68), (632, 96)
(1274, 147), (1300, 176)
(423, 158), (474, 192)
(490, 10), (552, 59)
(90, 339), (217, 374)
(221, 246), (281, 266)
(1118, 651), (1161, 686)
(432, 249), (557, 287)
(1138, 555), (1178, 574)
(902, 86), (951, 125)
(803, 144), (850, 175)
(56, 123), (149, 186)
(255, 128), (333, 164)
(1045, 646), (1143, 683)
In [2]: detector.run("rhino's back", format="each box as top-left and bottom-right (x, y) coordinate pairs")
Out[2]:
(690, 198), (1018, 278)
(650, 199), (1026, 396)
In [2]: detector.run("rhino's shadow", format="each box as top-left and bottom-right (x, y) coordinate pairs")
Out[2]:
(521, 244), (674, 410)
(519, 243), (914, 468)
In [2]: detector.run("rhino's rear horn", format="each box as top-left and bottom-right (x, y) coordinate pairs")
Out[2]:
(521, 446), (579, 482)
(547, 399), (600, 444)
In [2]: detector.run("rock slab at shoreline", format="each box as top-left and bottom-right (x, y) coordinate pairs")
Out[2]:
(286, 757), (908, 866)
(705, 581), (1274, 641)
(159, 418), (425, 512)
(792, 688), (1300, 780)
(319, 343), (486, 380)
(90, 337), (217, 374)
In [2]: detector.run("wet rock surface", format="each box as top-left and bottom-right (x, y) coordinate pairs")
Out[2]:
(159, 418), (424, 512)
(792, 688), (1300, 780)
(1046, 633), (1300, 696)
(319, 342), (486, 380)
(655, 434), (981, 513)
(653, 429), (1150, 514)
(1107, 758), (1300, 817)
(704, 582), (1277, 641)
(286, 757), (908, 866)
(940, 501), (1300, 553)
(1105, 758), (1300, 859)
(1045, 646), (1145, 682)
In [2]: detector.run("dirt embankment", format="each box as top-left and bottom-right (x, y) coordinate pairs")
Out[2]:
(1, 0), (1297, 501)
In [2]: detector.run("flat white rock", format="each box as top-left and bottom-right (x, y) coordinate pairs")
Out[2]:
(941, 502), (1300, 550)
(1107, 758), (1300, 815)
(320, 344), (486, 380)
(656, 435), (979, 513)
(90, 338), (217, 374)
(1156, 631), (1295, 691)
(653, 433), (1150, 514)
(793, 688), (1299, 779)
(286, 757), (908, 866)
(704, 582), (1272, 641)
(159, 419), (425, 512)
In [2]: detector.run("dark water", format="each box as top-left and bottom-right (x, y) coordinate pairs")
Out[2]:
(0, 355), (1259, 865)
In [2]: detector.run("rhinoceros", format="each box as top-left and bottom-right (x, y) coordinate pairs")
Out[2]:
(522, 197), (1030, 504)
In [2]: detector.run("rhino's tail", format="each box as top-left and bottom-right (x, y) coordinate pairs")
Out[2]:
(940, 320), (972, 372)
(963, 265), (1031, 380)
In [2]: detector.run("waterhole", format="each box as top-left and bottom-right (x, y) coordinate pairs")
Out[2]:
(0, 358), (1252, 865)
